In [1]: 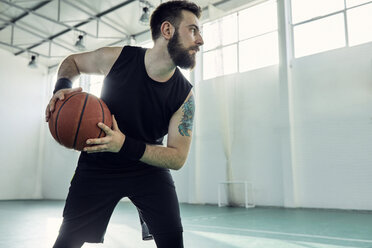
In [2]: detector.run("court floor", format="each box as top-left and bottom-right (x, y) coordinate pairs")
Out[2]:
(0, 200), (371, 248)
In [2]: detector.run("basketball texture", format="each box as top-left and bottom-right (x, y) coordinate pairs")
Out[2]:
(48, 92), (112, 151)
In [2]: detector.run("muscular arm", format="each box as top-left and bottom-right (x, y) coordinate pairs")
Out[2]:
(140, 91), (195, 170)
(57, 46), (122, 80)
(46, 47), (122, 122)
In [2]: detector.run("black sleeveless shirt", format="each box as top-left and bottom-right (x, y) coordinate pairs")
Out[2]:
(78, 46), (193, 175)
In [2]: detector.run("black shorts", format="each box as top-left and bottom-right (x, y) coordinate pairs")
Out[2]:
(57, 169), (183, 244)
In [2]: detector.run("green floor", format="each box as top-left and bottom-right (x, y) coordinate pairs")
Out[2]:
(0, 200), (371, 248)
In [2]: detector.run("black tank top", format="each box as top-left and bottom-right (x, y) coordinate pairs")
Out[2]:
(77, 46), (192, 175)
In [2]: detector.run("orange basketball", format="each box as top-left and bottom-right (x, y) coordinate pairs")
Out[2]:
(48, 92), (112, 151)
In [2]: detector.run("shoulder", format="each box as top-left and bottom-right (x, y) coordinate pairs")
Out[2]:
(96, 46), (144, 59)
(121, 45), (146, 56)
(99, 46), (145, 75)
(95, 46), (123, 58)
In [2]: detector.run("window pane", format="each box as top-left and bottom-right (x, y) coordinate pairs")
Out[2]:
(293, 14), (345, 58)
(346, 0), (371, 7)
(203, 49), (222, 80)
(202, 21), (220, 51)
(291, 0), (344, 24)
(347, 3), (372, 46)
(72, 79), (79, 88)
(203, 45), (237, 80)
(202, 13), (237, 51)
(89, 75), (104, 97)
(239, 0), (278, 40)
(220, 14), (238, 46)
(239, 32), (279, 72)
(222, 44), (237, 75)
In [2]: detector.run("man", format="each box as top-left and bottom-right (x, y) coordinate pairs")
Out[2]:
(45, 1), (203, 247)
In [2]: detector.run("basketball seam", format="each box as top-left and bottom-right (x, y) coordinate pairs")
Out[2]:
(55, 92), (81, 144)
(73, 93), (89, 149)
(97, 98), (105, 138)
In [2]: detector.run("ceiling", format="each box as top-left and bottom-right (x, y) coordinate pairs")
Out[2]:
(0, 0), (250, 69)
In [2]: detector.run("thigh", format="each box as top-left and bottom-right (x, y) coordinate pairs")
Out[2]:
(129, 170), (183, 235)
(58, 173), (122, 243)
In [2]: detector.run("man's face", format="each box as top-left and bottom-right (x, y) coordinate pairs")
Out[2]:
(167, 11), (203, 69)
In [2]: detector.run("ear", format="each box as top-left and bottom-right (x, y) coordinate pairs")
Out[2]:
(160, 21), (175, 40)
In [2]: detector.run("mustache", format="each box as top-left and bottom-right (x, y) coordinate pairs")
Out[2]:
(189, 46), (199, 52)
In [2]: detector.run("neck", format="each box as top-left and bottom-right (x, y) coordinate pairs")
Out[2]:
(145, 45), (176, 82)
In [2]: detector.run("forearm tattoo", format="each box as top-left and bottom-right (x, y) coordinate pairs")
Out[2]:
(178, 95), (195, 137)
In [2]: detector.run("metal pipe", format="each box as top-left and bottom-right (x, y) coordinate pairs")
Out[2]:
(62, 0), (130, 37)
(12, 0), (136, 56)
(0, 0), (91, 37)
(0, 0), (51, 31)
(0, 17), (76, 53)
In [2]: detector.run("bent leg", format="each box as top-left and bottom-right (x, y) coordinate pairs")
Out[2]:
(129, 170), (183, 247)
(55, 172), (122, 246)
(53, 234), (84, 248)
(153, 231), (184, 248)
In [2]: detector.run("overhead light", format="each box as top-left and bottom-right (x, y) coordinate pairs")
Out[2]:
(139, 6), (150, 25)
(138, 0), (154, 25)
(75, 34), (85, 50)
(28, 54), (38, 68)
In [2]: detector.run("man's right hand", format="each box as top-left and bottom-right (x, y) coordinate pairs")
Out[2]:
(45, 87), (82, 122)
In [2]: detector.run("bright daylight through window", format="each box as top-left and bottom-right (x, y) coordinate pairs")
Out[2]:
(202, 0), (278, 80)
(291, 0), (372, 58)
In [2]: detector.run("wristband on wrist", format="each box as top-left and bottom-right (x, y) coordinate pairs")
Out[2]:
(53, 77), (73, 94)
(119, 136), (146, 160)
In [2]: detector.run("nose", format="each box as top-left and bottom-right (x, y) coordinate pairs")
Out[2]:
(196, 33), (204, 46)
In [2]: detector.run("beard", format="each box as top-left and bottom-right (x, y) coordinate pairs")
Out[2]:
(167, 29), (198, 70)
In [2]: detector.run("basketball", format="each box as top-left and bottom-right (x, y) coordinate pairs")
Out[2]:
(48, 92), (112, 151)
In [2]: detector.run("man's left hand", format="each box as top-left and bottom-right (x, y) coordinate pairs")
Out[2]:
(84, 115), (125, 153)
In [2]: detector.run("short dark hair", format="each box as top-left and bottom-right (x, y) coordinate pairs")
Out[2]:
(150, 0), (202, 41)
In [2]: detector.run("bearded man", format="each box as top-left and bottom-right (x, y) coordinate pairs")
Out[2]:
(45, 1), (204, 248)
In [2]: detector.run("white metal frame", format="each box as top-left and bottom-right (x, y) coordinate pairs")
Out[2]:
(290, 0), (372, 58)
(201, 0), (279, 80)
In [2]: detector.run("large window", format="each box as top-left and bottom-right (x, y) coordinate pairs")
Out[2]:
(89, 75), (104, 97)
(347, 2), (372, 46)
(291, 0), (372, 58)
(70, 74), (103, 97)
(202, 0), (278, 80)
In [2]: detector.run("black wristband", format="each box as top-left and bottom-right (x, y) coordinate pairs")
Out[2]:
(53, 78), (73, 94)
(119, 136), (146, 160)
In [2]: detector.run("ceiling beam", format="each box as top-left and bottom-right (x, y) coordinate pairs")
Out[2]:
(62, 0), (130, 38)
(8, 0), (136, 56)
(0, 0), (51, 31)
(0, 16), (76, 55)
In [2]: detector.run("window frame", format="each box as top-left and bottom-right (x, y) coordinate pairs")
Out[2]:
(201, 0), (279, 80)
(290, 0), (372, 58)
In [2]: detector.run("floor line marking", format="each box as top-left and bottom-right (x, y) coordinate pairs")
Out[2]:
(185, 224), (372, 243)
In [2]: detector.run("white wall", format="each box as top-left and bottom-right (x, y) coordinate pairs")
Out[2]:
(0, 49), (47, 199)
(175, 66), (284, 206)
(2, 42), (371, 211)
(291, 43), (372, 210)
(177, 42), (372, 210)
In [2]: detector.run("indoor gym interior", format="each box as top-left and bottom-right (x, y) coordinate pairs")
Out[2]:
(0, 0), (372, 247)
